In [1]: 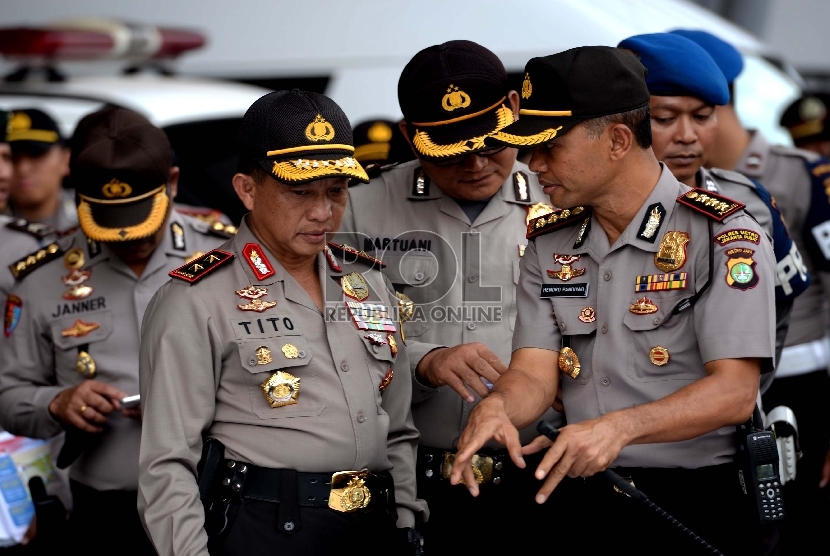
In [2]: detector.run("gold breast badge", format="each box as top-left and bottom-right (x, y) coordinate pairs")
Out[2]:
(281, 343), (299, 359)
(654, 231), (690, 272)
(578, 307), (596, 323)
(649, 346), (670, 366)
(547, 254), (586, 282)
(558, 347), (581, 378)
(387, 334), (398, 357)
(341, 272), (370, 301)
(61, 319), (100, 338)
(379, 368), (394, 392)
(260, 371), (300, 408)
(255, 346), (273, 365)
(629, 297), (658, 315)
(236, 285), (277, 312)
(63, 249), (85, 270)
(76, 351), (96, 378)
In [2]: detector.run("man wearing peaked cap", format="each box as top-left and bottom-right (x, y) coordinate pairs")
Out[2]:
(780, 92), (830, 158)
(676, 29), (830, 555)
(455, 46), (779, 555)
(0, 106), (227, 554)
(352, 118), (415, 169)
(137, 90), (427, 555)
(620, 32), (808, 379)
(336, 40), (565, 556)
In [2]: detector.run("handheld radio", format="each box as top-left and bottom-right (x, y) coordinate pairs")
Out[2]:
(736, 417), (786, 523)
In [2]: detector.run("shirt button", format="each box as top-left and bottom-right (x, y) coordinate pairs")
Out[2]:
(414, 271), (425, 281)
(467, 322), (477, 331)
(470, 228), (478, 235)
(468, 275), (478, 283)
(340, 363), (350, 372)
(601, 324), (607, 334)
(298, 350), (307, 359)
(372, 345), (380, 353)
(559, 323), (566, 331)
(248, 356), (257, 367)
(601, 376), (610, 387)
(357, 413), (366, 423)
(604, 272), (612, 281)
(653, 317), (661, 325)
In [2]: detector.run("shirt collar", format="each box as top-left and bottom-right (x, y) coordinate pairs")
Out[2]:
(735, 130), (770, 177)
(231, 217), (284, 286)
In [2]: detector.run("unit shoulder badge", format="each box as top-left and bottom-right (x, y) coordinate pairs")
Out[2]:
(676, 188), (745, 222)
(169, 249), (234, 284)
(327, 242), (386, 269)
(527, 206), (590, 239)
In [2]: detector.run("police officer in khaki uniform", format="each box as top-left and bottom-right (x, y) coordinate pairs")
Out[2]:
(619, 33), (809, 373)
(675, 30), (830, 553)
(137, 90), (427, 556)
(781, 92), (830, 158)
(452, 47), (778, 555)
(336, 40), (564, 555)
(0, 106), (228, 554)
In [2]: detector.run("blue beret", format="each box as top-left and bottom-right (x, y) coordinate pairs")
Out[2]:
(618, 33), (729, 106)
(670, 29), (744, 83)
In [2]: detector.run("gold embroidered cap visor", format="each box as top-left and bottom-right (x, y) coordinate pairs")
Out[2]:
(485, 114), (578, 149)
(78, 185), (170, 242)
(406, 101), (516, 160)
(258, 150), (369, 185)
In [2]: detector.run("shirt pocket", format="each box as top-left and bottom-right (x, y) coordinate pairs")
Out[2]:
(622, 294), (703, 383)
(236, 333), (326, 420)
(549, 299), (597, 386)
(50, 311), (114, 379)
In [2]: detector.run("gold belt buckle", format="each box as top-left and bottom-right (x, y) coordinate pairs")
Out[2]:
(328, 471), (373, 513)
(441, 453), (494, 485)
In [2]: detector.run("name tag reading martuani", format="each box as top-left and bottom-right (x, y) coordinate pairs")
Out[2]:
(540, 283), (589, 298)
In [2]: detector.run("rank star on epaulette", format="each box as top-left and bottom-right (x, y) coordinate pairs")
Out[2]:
(327, 242), (386, 269)
(526, 206), (587, 240)
(169, 249), (234, 283)
(9, 243), (62, 281)
(677, 188), (744, 222)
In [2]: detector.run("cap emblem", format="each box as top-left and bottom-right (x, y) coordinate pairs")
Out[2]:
(9, 112), (31, 132)
(305, 114), (336, 142)
(442, 85), (471, 112)
(367, 122), (393, 142)
(800, 96), (827, 121)
(522, 73), (533, 99)
(102, 178), (133, 199)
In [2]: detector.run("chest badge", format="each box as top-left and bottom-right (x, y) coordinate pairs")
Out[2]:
(379, 368), (394, 392)
(236, 284), (277, 312)
(342, 272), (370, 301)
(260, 371), (300, 408)
(63, 248), (85, 270)
(629, 297), (658, 315)
(649, 346), (670, 366)
(558, 347), (581, 378)
(242, 243), (275, 281)
(654, 231), (690, 272)
(637, 203), (665, 243)
(236, 285), (268, 299)
(578, 307), (596, 323)
(281, 343), (300, 359)
(365, 333), (387, 345)
(725, 248), (758, 290)
(388, 334), (398, 357)
(61, 319), (100, 338)
(255, 346), (273, 365)
(547, 254), (586, 282)
(76, 350), (97, 378)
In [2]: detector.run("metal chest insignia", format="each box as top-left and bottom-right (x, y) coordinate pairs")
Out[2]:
(76, 351), (97, 378)
(514, 171), (530, 202)
(558, 347), (581, 378)
(725, 248), (758, 290)
(281, 343), (299, 359)
(341, 272), (370, 301)
(654, 231), (690, 272)
(61, 319), (100, 338)
(547, 254), (586, 282)
(236, 285), (268, 299)
(255, 346), (273, 365)
(260, 371), (300, 408)
(395, 291), (414, 342)
(388, 334), (398, 357)
(578, 307), (596, 323)
(365, 333), (387, 346)
(637, 203), (665, 242)
(236, 285), (277, 312)
(629, 297), (658, 315)
(171, 222), (186, 251)
(329, 473), (372, 512)
(242, 243), (275, 281)
(63, 248), (85, 270)
(649, 346), (670, 366)
(379, 368), (394, 392)
(62, 267), (94, 300)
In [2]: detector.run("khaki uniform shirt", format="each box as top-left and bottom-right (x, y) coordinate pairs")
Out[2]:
(10, 189), (78, 232)
(0, 211), (226, 491)
(337, 159), (562, 449)
(513, 165), (776, 468)
(137, 220), (426, 555)
(735, 132), (827, 348)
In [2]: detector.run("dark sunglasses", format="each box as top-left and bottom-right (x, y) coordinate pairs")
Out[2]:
(428, 145), (508, 167)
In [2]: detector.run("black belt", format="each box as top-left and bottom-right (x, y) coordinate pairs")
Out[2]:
(418, 446), (518, 486)
(214, 459), (393, 513)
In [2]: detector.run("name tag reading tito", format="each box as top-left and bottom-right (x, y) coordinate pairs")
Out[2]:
(540, 283), (589, 298)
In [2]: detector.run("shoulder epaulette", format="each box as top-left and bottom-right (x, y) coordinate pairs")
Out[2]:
(9, 242), (63, 281)
(175, 207), (228, 224)
(708, 167), (755, 186)
(169, 249), (234, 284)
(350, 162), (398, 186)
(327, 242), (386, 269)
(526, 206), (589, 239)
(5, 218), (55, 239)
(207, 221), (238, 239)
(676, 188), (745, 222)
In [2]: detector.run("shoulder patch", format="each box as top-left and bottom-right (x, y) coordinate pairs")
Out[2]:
(9, 242), (63, 281)
(6, 218), (55, 239)
(169, 249), (234, 284)
(526, 206), (589, 239)
(327, 242), (386, 269)
(676, 188), (745, 222)
(208, 221), (238, 239)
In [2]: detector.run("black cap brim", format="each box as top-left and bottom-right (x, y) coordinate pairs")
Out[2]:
(78, 189), (169, 242)
(486, 116), (581, 148)
(9, 140), (58, 156)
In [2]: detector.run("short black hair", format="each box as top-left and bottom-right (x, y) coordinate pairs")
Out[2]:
(237, 155), (269, 184)
(582, 105), (652, 148)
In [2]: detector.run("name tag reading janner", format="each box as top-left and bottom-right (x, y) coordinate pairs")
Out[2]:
(540, 283), (589, 298)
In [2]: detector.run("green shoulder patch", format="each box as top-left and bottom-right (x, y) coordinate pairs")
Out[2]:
(526, 206), (589, 239)
(9, 243), (63, 281)
(327, 242), (386, 269)
(676, 188), (745, 222)
(169, 249), (234, 284)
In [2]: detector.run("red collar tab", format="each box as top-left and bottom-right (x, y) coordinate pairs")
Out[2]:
(324, 245), (342, 272)
(242, 243), (276, 281)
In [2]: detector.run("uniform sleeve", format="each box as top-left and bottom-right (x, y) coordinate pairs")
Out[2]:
(0, 284), (66, 439)
(138, 282), (221, 556)
(512, 240), (561, 352)
(377, 276), (427, 528)
(694, 214), (776, 373)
